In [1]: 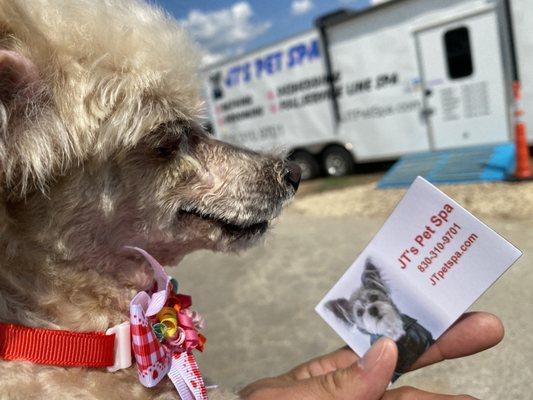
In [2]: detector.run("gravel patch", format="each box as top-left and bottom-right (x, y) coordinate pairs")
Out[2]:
(292, 180), (533, 220)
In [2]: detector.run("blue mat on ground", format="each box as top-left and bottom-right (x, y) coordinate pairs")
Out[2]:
(377, 143), (515, 189)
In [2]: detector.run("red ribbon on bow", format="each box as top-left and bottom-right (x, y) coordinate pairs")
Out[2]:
(127, 246), (207, 400)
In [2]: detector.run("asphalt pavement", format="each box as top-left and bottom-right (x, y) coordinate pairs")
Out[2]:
(170, 206), (532, 399)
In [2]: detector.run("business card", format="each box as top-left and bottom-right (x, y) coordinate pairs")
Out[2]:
(316, 176), (521, 379)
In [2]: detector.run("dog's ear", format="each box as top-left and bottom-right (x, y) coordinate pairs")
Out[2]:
(325, 298), (354, 325)
(0, 49), (42, 196)
(0, 49), (40, 104)
(361, 259), (390, 294)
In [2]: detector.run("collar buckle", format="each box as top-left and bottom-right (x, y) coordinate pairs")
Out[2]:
(106, 321), (132, 372)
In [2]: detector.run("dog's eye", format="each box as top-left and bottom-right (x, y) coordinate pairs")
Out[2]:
(155, 144), (177, 158)
(154, 137), (180, 159)
(356, 309), (364, 317)
(369, 294), (378, 302)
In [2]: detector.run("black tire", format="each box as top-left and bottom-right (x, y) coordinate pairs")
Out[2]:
(322, 146), (354, 177)
(290, 150), (320, 180)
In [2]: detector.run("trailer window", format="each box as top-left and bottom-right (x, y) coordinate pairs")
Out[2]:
(444, 27), (473, 79)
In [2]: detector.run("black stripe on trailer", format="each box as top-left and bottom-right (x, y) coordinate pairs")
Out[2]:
(314, 0), (421, 128)
(503, 0), (520, 81)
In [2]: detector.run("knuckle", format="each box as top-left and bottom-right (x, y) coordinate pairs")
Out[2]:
(316, 368), (356, 400)
(318, 373), (340, 398)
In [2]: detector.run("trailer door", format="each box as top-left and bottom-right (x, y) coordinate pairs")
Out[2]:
(415, 10), (509, 150)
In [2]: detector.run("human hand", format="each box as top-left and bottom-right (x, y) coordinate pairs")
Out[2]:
(239, 312), (503, 400)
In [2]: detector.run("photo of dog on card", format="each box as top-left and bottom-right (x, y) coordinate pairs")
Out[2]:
(326, 258), (434, 378)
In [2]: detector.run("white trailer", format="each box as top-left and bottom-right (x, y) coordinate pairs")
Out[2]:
(203, 30), (336, 179)
(203, 0), (532, 179)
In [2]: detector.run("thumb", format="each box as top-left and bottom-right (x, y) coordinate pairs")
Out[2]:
(306, 337), (398, 400)
(353, 337), (398, 399)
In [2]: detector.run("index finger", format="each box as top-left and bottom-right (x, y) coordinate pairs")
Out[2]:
(409, 312), (504, 371)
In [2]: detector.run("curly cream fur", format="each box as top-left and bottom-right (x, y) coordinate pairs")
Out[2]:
(0, 1), (296, 398)
(0, 0), (200, 195)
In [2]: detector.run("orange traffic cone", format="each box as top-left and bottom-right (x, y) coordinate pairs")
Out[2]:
(512, 81), (533, 180)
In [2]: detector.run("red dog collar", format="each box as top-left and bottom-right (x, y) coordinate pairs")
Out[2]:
(0, 247), (207, 400)
(0, 322), (115, 367)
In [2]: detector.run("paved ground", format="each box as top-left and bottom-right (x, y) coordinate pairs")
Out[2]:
(169, 183), (533, 399)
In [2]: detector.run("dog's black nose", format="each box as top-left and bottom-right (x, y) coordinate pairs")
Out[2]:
(368, 306), (380, 318)
(284, 162), (301, 192)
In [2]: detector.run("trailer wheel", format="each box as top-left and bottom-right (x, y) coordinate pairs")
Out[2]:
(290, 150), (320, 180)
(322, 146), (354, 177)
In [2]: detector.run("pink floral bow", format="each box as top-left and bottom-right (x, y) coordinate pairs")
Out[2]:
(127, 247), (207, 400)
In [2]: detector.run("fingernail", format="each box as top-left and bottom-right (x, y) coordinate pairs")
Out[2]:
(358, 338), (389, 371)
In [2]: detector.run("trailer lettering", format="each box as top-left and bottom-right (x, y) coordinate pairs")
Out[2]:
(220, 96), (253, 112)
(277, 73), (339, 97)
(342, 99), (420, 122)
(287, 39), (320, 68)
(346, 78), (372, 95)
(221, 37), (321, 88)
(376, 73), (398, 89)
(224, 65), (240, 88)
(255, 51), (283, 78)
(224, 63), (252, 87)
(224, 106), (264, 123)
